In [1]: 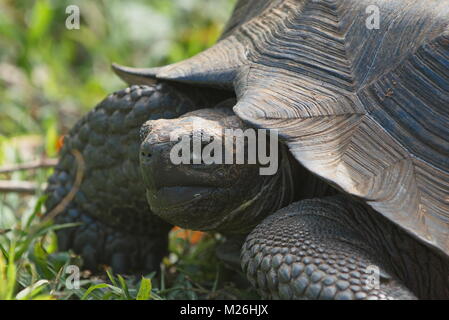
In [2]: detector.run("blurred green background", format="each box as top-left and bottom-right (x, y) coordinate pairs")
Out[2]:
(0, 0), (236, 160)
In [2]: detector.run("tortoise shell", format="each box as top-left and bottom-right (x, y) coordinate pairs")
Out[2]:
(113, 0), (449, 256)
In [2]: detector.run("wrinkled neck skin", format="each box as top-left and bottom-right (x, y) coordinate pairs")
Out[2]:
(217, 147), (336, 235)
(338, 196), (449, 299)
(216, 146), (297, 235)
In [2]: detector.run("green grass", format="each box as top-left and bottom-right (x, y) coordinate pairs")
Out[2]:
(0, 0), (260, 300)
(0, 190), (257, 300)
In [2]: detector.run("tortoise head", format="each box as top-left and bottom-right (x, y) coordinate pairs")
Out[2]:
(139, 105), (293, 233)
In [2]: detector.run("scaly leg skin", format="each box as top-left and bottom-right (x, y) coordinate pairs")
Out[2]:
(241, 195), (417, 300)
(46, 82), (229, 274)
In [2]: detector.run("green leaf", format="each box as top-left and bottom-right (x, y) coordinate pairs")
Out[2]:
(81, 284), (109, 300)
(117, 275), (131, 300)
(14, 222), (80, 260)
(136, 277), (152, 300)
(45, 230), (58, 254)
(30, 294), (55, 300)
(101, 292), (114, 300)
(44, 116), (58, 158)
(5, 242), (17, 300)
(16, 279), (50, 300)
(105, 268), (118, 287)
(27, 0), (54, 42)
(0, 251), (8, 299)
(25, 195), (48, 230)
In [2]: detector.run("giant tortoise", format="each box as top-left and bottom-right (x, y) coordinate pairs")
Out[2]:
(46, 0), (449, 299)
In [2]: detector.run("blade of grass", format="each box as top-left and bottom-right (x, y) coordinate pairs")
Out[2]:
(105, 268), (118, 287)
(6, 241), (17, 300)
(117, 275), (131, 300)
(81, 283), (109, 300)
(16, 279), (50, 300)
(136, 277), (152, 300)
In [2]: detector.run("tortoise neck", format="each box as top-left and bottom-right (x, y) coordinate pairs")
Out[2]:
(215, 146), (296, 234)
(215, 146), (336, 235)
(285, 150), (338, 201)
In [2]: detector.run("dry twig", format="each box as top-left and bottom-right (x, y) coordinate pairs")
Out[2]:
(0, 180), (46, 194)
(0, 158), (57, 174)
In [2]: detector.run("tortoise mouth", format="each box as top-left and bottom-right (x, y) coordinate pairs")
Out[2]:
(145, 186), (232, 230)
(146, 185), (216, 210)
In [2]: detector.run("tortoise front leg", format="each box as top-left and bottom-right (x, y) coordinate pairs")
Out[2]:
(241, 196), (416, 300)
(45, 83), (208, 274)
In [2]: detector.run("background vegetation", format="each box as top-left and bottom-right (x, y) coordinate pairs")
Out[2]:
(0, 0), (257, 300)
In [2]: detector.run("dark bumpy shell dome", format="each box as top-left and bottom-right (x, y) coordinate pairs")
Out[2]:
(112, 0), (449, 257)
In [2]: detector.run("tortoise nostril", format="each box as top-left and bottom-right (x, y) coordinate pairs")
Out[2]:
(140, 141), (154, 161)
(141, 151), (152, 158)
